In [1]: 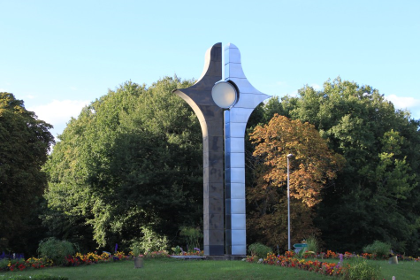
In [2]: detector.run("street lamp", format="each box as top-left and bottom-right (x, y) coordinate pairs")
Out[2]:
(287, 153), (294, 252)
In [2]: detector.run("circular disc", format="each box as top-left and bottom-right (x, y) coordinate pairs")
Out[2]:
(211, 82), (237, 109)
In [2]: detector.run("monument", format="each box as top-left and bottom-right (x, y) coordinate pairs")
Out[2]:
(174, 43), (269, 256)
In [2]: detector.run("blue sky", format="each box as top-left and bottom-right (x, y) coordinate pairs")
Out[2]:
(1, 0), (419, 138)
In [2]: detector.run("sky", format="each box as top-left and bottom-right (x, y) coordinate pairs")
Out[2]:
(1, 0), (419, 139)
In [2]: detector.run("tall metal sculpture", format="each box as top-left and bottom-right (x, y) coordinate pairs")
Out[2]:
(174, 43), (269, 256)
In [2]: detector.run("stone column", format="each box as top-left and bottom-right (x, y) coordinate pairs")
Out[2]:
(173, 43), (225, 256)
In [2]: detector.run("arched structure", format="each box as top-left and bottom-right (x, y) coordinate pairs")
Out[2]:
(174, 43), (269, 256)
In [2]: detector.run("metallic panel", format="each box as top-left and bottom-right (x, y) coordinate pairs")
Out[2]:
(231, 230), (246, 245)
(231, 213), (246, 229)
(224, 43), (271, 256)
(230, 153), (245, 168)
(231, 183), (245, 199)
(230, 138), (244, 153)
(230, 167), (245, 183)
(227, 122), (247, 138)
(231, 200), (245, 215)
(229, 108), (254, 123)
(232, 245), (246, 255)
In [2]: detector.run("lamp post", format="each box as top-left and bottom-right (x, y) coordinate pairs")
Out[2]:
(287, 153), (294, 252)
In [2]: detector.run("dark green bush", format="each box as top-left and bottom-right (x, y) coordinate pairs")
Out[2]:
(248, 243), (272, 259)
(363, 240), (391, 258)
(37, 237), (76, 266)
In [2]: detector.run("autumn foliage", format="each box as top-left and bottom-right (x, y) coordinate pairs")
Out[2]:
(250, 114), (344, 208)
(247, 114), (344, 249)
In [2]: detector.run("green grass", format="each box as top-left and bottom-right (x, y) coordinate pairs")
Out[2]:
(375, 260), (420, 280)
(1, 258), (419, 280)
(0, 259), (329, 280)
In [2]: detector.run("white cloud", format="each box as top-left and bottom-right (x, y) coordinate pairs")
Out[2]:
(385, 95), (420, 109)
(385, 94), (420, 119)
(28, 99), (90, 137)
(310, 83), (322, 90)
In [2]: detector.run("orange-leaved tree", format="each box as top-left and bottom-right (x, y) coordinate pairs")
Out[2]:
(250, 114), (344, 207)
(247, 114), (344, 249)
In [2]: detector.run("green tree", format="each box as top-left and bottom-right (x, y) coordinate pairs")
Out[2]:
(273, 77), (420, 254)
(0, 92), (54, 253)
(43, 77), (203, 251)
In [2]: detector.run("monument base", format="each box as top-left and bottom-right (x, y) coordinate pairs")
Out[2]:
(205, 255), (246, 261)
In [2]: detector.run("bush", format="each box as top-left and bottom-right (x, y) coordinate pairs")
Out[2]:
(363, 240), (391, 258)
(0, 258), (10, 271)
(132, 226), (168, 254)
(342, 258), (382, 280)
(180, 226), (202, 252)
(37, 237), (76, 266)
(248, 243), (272, 259)
(305, 236), (319, 252)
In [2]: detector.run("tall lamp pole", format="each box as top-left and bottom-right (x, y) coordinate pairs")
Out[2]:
(287, 153), (294, 252)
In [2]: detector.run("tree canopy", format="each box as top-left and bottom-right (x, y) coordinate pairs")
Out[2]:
(247, 114), (344, 249)
(43, 77), (203, 251)
(14, 75), (418, 256)
(257, 78), (420, 254)
(0, 92), (54, 252)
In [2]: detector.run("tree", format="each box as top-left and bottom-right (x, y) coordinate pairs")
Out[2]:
(272, 77), (420, 254)
(43, 77), (203, 251)
(0, 92), (54, 253)
(247, 114), (344, 249)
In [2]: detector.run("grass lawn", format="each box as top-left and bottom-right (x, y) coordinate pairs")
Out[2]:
(371, 259), (420, 280)
(1, 258), (419, 280)
(0, 258), (330, 280)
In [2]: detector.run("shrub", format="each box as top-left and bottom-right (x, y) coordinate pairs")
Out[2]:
(132, 226), (169, 254)
(305, 236), (319, 252)
(37, 237), (76, 266)
(0, 258), (9, 271)
(363, 240), (391, 259)
(248, 243), (272, 259)
(180, 226), (202, 252)
(342, 258), (382, 280)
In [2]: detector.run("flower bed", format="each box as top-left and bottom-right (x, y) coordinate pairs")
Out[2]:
(247, 252), (346, 277)
(0, 251), (131, 272)
(245, 250), (420, 278)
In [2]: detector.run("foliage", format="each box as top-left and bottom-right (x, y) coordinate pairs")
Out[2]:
(131, 244), (142, 257)
(179, 227), (202, 252)
(43, 77), (202, 251)
(171, 245), (182, 255)
(247, 114), (344, 249)
(0, 93), (54, 254)
(342, 258), (382, 280)
(363, 240), (391, 259)
(131, 226), (168, 254)
(37, 238), (75, 266)
(248, 243), (272, 259)
(250, 114), (344, 207)
(262, 78), (420, 255)
(0, 258), (9, 270)
(305, 236), (319, 253)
